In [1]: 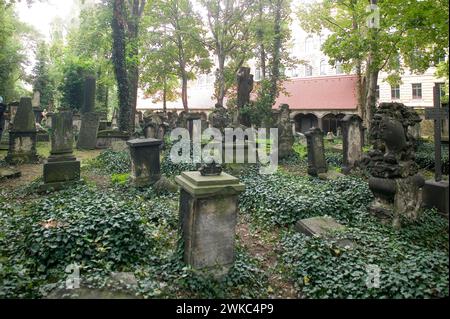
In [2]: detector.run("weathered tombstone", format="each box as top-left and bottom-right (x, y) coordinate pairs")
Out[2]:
(96, 129), (130, 151)
(5, 97), (38, 164)
(362, 102), (424, 227)
(236, 67), (253, 127)
(0, 114), (10, 150)
(422, 83), (449, 215)
(341, 114), (364, 174)
(175, 162), (245, 277)
(305, 127), (327, 176)
(208, 104), (231, 136)
(127, 138), (162, 187)
(8, 101), (19, 123)
(77, 77), (100, 150)
(32, 91), (43, 124)
(277, 104), (294, 159)
(40, 110), (80, 192)
(185, 113), (202, 139)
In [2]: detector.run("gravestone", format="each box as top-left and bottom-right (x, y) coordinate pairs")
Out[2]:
(185, 113), (202, 139)
(362, 102), (424, 227)
(305, 127), (327, 176)
(32, 91), (43, 124)
(40, 110), (80, 192)
(208, 105), (231, 136)
(422, 83), (449, 215)
(0, 115), (10, 150)
(277, 104), (294, 159)
(5, 97), (38, 164)
(77, 112), (100, 150)
(77, 77), (100, 150)
(96, 129), (130, 151)
(341, 114), (364, 174)
(127, 138), (162, 187)
(236, 67), (254, 126)
(175, 163), (245, 278)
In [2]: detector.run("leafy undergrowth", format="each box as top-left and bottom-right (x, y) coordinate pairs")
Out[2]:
(239, 166), (372, 227)
(238, 166), (448, 299)
(0, 181), (268, 299)
(280, 209), (449, 298)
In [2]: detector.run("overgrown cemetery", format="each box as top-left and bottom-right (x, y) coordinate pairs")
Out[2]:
(0, 0), (449, 299)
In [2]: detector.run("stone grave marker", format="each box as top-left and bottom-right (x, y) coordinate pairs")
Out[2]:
(175, 162), (245, 278)
(305, 127), (327, 176)
(40, 110), (80, 192)
(5, 97), (38, 164)
(77, 77), (100, 150)
(236, 67), (253, 126)
(127, 138), (162, 187)
(422, 83), (449, 215)
(341, 114), (364, 174)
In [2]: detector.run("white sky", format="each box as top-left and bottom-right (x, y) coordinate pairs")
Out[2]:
(15, 0), (77, 41)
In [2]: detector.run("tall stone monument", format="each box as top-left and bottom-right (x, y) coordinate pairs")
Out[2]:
(277, 104), (294, 159)
(341, 114), (364, 174)
(77, 76), (100, 150)
(40, 110), (80, 191)
(175, 162), (245, 277)
(236, 67), (254, 127)
(32, 90), (43, 124)
(0, 99), (6, 142)
(305, 127), (327, 176)
(5, 97), (38, 164)
(362, 102), (424, 227)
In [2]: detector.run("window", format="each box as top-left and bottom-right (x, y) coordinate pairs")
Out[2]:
(412, 83), (422, 99)
(320, 60), (327, 75)
(391, 85), (400, 99)
(254, 68), (261, 81)
(305, 37), (313, 52)
(305, 65), (313, 76)
(376, 85), (380, 99)
(291, 68), (299, 78)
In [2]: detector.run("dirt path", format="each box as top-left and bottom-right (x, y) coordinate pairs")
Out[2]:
(0, 149), (103, 190)
(236, 217), (300, 299)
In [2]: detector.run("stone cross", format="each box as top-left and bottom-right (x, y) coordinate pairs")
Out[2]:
(425, 83), (449, 182)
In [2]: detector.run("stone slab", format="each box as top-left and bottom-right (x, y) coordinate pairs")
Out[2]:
(77, 112), (99, 150)
(0, 167), (21, 180)
(295, 216), (346, 237)
(43, 160), (80, 184)
(175, 171), (245, 197)
(422, 179), (449, 215)
(127, 138), (162, 148)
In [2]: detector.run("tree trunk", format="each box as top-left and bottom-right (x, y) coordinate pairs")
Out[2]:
(364, 56), (379, 133)
(181, 72), (188, 111)
(112, 0), (131, 133)
(216, 54), (226, 107)
(163, 75), (167, 113)
(257, 0), (266, 79)
(269, 0), (282, 104)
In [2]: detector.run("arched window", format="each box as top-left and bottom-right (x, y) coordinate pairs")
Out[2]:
(320, 60), (327, 75)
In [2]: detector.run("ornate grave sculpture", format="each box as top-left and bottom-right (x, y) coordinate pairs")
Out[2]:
(142, 111), (168, 140)
(362, 102), (424, 227)
(236, 67), (254, 127)
(208, 104), (231, 136)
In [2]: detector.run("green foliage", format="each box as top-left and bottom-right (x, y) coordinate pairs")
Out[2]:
(0, 1), (35, 101)
(281, 209), (449, 298)
(415, 141), (449, 175)
(239, 167), (373, 227)
(86, 149), (131, 174)
(32, 42), (56, 110)
(59, 54), (96, 111)
(111, 173), (130, 185)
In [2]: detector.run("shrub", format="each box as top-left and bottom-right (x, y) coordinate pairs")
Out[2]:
(415, 141), (449, 174)
(87, 149), (131, 174)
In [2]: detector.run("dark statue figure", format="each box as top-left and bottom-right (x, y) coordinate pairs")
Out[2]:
(236, 67), (254, 127)
(362, 102), (424, 227)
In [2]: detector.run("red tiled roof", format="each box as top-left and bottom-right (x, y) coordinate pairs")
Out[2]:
(273, 75), (359, 110)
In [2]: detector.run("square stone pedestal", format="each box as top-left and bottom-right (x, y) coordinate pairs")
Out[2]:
(127, 138), (162, 187)
(40, 160), (80, 192)
(5, 131), (38, 164)
(175, 171), (245, 278)
(422, 180), (449, 215)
